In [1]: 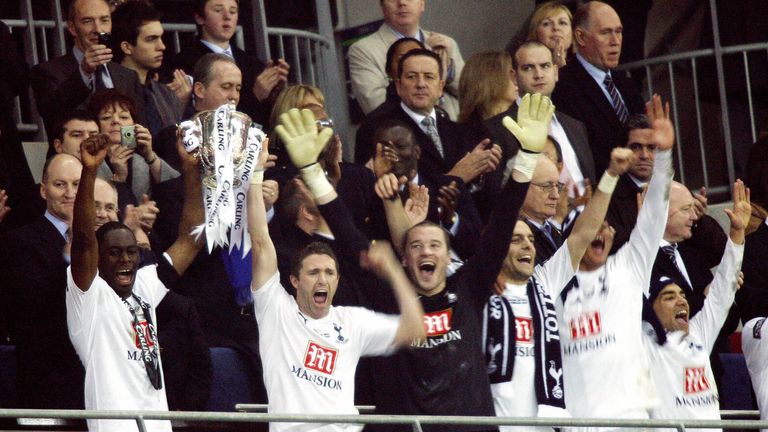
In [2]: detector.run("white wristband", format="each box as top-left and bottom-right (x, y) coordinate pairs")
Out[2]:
(300, 163), (334, 198)
(512, 151), (541, 182)
(250, 169), (264, 185)
(597, 172), (619, 193)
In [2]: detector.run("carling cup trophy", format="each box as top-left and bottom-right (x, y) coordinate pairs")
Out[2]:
(178, 102), (265, 255)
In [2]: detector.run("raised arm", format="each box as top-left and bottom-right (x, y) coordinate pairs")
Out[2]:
(72, 135), (111, 290)
(249, 140), (278, 291)
(457, 93), (553, 299)
(375, 173), (429, 255)
(565, 148), (635, 269)
(691, 180), (749, 350)
(361, 240), (426, 346)
(620, 95), (675, 278)
(164, 129), (205, 275)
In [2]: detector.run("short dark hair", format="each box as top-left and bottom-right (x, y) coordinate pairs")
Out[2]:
(546, 135), (564, 163)
(373, 118), (416, 146)
(397, 48), (443, 80)
(279, 178), (316, 226)
(51, 109), (98, 145)
(402, 221), (450, 255)
(96, 221), (135, 246)
(193, 53), (237, 87)
(290, 242), (339, 278)
(619, 114), (650, 147)
(385, 37), (425, 77)
(511, 40), (550, 70)
(111, 1), (162, 63)
(88, 89), (138, 123)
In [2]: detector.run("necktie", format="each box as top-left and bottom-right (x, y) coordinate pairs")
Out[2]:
(661, 244), (681, 273)
(420, 116), (444, 158)
(94, 64), (107, 91)
(603, 73), (629, 124)
(542, 222), (558, 249)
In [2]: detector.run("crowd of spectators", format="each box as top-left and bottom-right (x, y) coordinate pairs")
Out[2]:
(1, 0), (768, 432)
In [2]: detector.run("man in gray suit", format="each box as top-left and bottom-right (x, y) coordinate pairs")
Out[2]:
(31, 0), (144, 151)
(348, 0), (464, 119)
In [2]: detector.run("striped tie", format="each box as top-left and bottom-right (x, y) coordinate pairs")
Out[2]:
(421, 116), (445, 158)
(603, 73), (629, 124)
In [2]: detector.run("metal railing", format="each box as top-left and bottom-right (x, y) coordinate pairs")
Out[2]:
(616, 0), (767, 200)
(0, 409), (767, 432)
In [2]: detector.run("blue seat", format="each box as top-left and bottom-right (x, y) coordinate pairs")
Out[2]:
(719, 353), (756, 410)
(206, 347), (255, 411)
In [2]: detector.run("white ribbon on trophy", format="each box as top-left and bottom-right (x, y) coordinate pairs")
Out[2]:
(179, 103), (265, 255)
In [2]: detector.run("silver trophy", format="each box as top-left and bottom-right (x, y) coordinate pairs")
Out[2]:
(180, 103), (265, 253)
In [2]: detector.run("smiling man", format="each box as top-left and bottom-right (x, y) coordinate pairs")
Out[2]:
(643, 180), (749, 427)
(67, 133), (203, 432)
(111, 2), (185, 135)
(551, 1), (645, 175)
(485, 147), (633, 432)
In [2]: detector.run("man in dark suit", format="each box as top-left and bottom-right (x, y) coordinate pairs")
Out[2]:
(479, 41), (595, 224)
(31, 0), (144, 151)
(166, 0), (289, 127)
(0, 154), (85, 409)
(111, 2), (185, 136)
(358, 48), (499, 186)
(606, 114), (652, 251)
(652, 181), (728, 318)
(521, 156), (564, 265)
(551, 1), (645, 174)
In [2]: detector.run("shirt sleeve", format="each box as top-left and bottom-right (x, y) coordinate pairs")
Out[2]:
(614, 149), (673, 293)
(535, 241), (576, 299)
(134, 265), (169, 307)
(251, 270), (293, 327)
(689, 237), (744, 352)
(354, 307), (400, 357)
(65, 266), (109, 357)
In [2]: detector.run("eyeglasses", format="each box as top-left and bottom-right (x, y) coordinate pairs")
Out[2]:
(95, 203), (118, 214)
(531, 181), (565, 193)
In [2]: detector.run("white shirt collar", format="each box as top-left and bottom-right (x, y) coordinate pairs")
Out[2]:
(200, 39), (233, 57)
(386, 24), (424, 42)
(576, 52), (610, 79)
(44, 210), (69, 240)
(400, 102), (437, 131)
(627, 173), (648, 188)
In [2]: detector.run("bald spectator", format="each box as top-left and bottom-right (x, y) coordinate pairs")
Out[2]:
(551, 1), (644, 174)
(348, 0), (465, 120)
(0, 154), (85, 409)
(31, 0), (144, 152)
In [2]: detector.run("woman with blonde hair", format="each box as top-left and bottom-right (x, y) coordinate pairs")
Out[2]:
(526, 1), (573, 67)
(456, 50), (514, 221)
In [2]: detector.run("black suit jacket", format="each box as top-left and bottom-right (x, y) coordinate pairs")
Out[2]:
(167, 40), (269, 126)
(356, 104), (465, 183)
(552, 58), (645, 174)
(31, 53), (145, 146)
(156, 290), (212, 411)
(0, 217), (85, 409)
(737, 223), (768, 322)
(524, 219), (564, 266)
